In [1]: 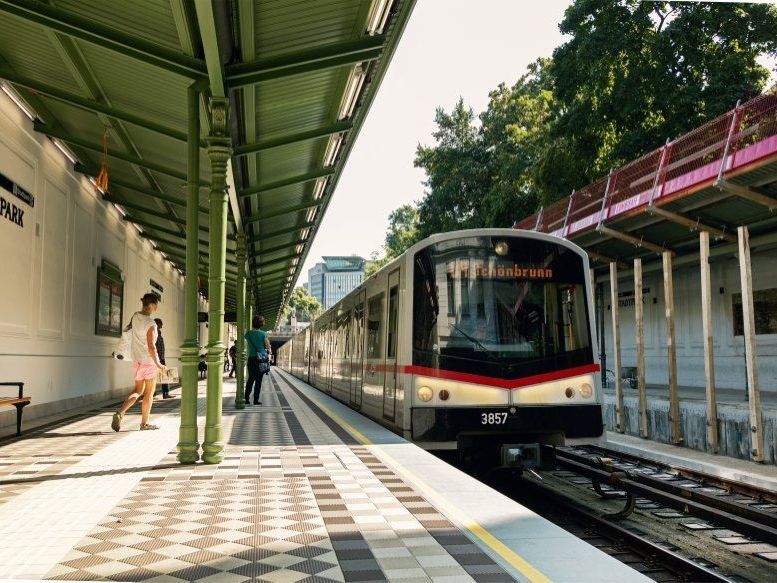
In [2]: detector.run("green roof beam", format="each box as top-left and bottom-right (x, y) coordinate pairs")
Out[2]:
(250, 238), (306, 258)
(249, 221), (315, 244)
(246, 199), (322, 223)
(239, 167), (334, 198)
(106, 180), (209, 214)
(226, 36), (385, 88)
(35, 122), (208, 184)
(256, 251), (301, 269)
(137, 233), (238, 268)
(0, 0), (207, 78)
(0, 68), (196, 143)
(233, 121), (352, 157)
(123, 214), (237, 241)
(193, 0), (225, 98)
(103, 195), (184, 225)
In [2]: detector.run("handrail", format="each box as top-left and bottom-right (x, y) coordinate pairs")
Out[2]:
(518, 93), (777, 236)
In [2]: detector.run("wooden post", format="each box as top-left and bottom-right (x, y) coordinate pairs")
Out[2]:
(610, 262), (624, 433)
(700, 231), (718, 453)
(635, 258), (649, 438)
(737, 226), (764, 462)
(663, 251), (681, 445)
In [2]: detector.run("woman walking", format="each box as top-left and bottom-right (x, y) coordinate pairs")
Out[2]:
(112, 293), (167, 431)
(245, 315), (271, 405)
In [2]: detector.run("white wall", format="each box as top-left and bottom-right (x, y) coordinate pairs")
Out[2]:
(0, 90), (194, 428)
(598, 248), (777, 391)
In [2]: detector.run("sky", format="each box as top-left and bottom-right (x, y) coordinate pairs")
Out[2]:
(298, 0), (572, 284)
(298, 0), (777, 286)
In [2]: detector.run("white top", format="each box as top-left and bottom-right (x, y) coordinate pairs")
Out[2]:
(130, 312), (157, 365)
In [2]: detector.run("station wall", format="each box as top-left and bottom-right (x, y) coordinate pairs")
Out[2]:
(598, 247), (777, 392)
(0, 90), (200, 432)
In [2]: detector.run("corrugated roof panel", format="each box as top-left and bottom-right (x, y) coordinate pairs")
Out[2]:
(55, 0), (185, 53)
(254, 0), (366, 58)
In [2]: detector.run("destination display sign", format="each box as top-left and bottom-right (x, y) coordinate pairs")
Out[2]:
(447, 261), (554, 280)
(473, 263), (553, 280)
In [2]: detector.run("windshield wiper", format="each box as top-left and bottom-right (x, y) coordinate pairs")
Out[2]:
(450, 323), (495, 358)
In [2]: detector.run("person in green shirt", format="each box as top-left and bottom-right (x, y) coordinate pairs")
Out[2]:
(244, 315), (272, 405)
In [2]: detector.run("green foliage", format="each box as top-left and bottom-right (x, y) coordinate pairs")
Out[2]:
(282, 286), (322, 323)
(545, 0), (777, 192)
(413, 1), (777, 230)
(368, 203), (422, 275)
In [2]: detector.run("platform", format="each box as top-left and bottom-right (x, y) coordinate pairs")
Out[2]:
(0, 370), (644, 583)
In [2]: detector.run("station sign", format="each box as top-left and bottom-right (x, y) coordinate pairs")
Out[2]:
(0, 170), (33, 229)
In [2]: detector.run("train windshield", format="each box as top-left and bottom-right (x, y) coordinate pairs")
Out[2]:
(413, 235), (593, 380)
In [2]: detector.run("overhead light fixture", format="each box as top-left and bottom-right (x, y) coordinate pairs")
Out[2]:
(323, 134), (342, 166)
(113, 203), (127, 218)
(366, 0), (394, 35)
(52, 139), (77, 165)
(1, 81), (35, 120)
(295, 244), (304, 254)
(305, 207), (317, 223)
(313, 177), (328, 200)
(301, 227), (311, 240)
(338, 64), (366, 120)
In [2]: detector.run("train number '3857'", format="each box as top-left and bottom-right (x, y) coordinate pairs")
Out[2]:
(481, 412), (508, 425)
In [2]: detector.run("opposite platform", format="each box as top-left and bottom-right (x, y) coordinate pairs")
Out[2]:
(0, 370), (645, 582)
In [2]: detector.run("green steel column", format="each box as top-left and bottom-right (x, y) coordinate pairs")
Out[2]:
(177, 83), (201, 464)
(202, 97), (232, 464)
(234, 234), (246, 409)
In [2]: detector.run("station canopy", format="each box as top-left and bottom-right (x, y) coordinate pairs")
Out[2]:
(0, 0), (414, 326)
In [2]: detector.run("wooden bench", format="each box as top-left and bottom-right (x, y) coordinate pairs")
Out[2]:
(0, 382), (31, 436)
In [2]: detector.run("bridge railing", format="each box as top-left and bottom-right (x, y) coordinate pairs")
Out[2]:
(515, 93), (777, 237)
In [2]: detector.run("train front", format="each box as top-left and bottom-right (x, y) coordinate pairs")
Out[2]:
(409, 231), (602, 469)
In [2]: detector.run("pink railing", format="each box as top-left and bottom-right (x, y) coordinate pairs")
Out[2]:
(515, 94), (777, 237)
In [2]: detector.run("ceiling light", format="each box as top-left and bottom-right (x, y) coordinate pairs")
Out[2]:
(1, 82), (35, 120)
(113, 204), (127, 217)
(338, 64), (366, 120)
(323, 134), (342, 166)
(301, 227), (311, 240)
(53, 139), (77, 165)
(305, 207), (317, 223)
(313, 177), (328, 200)
(366, 0), (393, 35)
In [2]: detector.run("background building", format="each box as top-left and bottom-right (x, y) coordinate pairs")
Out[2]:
(306, 256), (366, 309)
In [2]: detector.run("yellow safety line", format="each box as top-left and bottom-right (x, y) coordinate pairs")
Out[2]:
(286, 373), (551, 583)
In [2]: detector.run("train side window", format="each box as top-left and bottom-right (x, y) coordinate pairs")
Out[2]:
(366, 292), (385, 359)
(387, 285), (399, 358)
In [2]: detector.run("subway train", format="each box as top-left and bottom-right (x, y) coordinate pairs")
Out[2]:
(277, 229), (603, 468)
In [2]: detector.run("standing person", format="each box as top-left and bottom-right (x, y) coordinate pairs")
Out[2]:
(112, 293), (167, 431)
(228, 342), (237, 378)
(154, 318), (172, 399)
(244, 315), (271, 405)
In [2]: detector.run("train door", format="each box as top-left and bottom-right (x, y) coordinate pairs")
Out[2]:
(383, 269), (400, 421)
(326, 320), (335, 394)
(350, 290), (365, 408)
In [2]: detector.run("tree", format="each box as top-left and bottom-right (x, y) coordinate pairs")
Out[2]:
(283, 287), (322, 323)
(542, 0), (777, 195)
(367, 203), (422, 276)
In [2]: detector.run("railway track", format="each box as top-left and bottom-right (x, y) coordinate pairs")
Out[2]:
(452, 442), (777, 581)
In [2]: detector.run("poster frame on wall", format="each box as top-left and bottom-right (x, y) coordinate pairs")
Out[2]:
(95, 259), (124, 337)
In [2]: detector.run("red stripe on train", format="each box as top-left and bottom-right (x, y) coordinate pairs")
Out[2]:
(396, 363), (601, 389)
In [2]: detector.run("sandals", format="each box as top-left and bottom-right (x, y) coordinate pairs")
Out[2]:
(111, 412), (123, 432)
(139, 423), (159, 431)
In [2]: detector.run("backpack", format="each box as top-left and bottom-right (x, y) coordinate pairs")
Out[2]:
(113, 313), (137, 361)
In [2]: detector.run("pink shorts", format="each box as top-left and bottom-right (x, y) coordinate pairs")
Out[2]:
(134, 362), (158, 381)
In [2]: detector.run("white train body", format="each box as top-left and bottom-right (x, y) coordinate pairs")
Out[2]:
(278, 229), (603, 458)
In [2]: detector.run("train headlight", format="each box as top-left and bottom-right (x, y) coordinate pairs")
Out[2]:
(564, 387), (575, 399)
(417, 386), (433, 402)
(439, 389), (450, 401)
(494, 240), (509, 256)
(580, 383), (593, 399)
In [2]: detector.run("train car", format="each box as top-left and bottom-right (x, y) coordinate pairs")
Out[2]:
(278, 229), (602, 468)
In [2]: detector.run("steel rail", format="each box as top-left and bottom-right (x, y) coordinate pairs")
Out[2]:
(551, 448), (777, 546)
